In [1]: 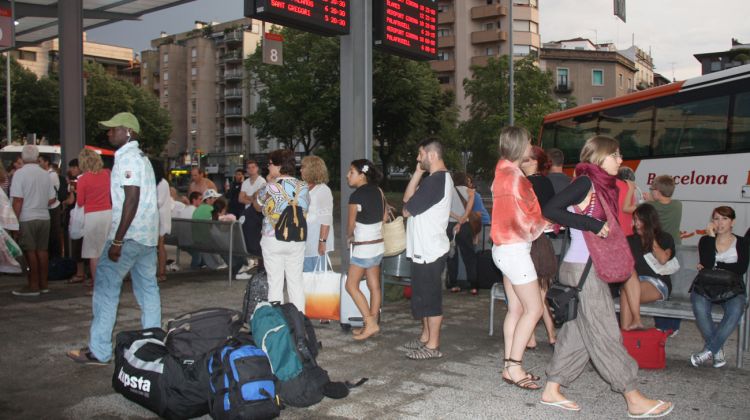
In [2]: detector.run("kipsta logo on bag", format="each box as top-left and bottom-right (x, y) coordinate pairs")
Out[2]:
(118, 367), (152, 393)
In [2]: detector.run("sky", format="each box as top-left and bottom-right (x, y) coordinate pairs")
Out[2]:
(87, 0), (750, 82)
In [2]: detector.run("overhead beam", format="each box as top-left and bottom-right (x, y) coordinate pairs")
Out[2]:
(1, 1), (140, 20)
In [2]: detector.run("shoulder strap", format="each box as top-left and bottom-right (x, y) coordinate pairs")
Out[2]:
(454, 186), (468, 208)
(577, 258), (593, 291)
(378, 187), (389, 223)
(276, 180), (298, 205)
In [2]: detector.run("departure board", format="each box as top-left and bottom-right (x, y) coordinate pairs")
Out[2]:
(373, 0), (438, 61)
(245, 0), (350, 36)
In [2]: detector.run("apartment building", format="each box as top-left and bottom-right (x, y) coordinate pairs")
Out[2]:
(540, 38), (638, 108)
(13, 33), (136, 82)
(432, 0), (541, 119)
(141, 19), (263, 176)
(694, 38), (750, 75)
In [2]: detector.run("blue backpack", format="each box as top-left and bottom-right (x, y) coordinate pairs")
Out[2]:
(207, 336), (280, 420)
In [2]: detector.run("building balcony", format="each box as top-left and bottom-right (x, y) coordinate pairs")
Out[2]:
(224, 70), (243, 80)
(430, 59), (455, 73)
(471, 30), (507, 45)
(225, 127), (242, 137)
(221, 51), (243, 63)
(225, 108), (243, 117)
(224, 89), (243, 99)
(471, 4), (507, 20)
(225, 31), (243, 44)
(471, 55), (494, 67)
(554, 82), (573, 93)
(438, 9), (455, 24)
(438, 35), (455, 48)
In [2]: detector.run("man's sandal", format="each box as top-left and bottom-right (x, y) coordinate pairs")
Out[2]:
(406, 346), (443, 360)
(502, 358), (540, 390)
(540, 400), (582, 412)
(66, 347), (109, 366)
(402, 338), (428, 350)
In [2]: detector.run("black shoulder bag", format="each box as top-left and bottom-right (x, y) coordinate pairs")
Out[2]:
(545, 229), (593, 327)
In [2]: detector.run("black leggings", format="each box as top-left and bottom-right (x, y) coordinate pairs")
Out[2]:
(446, 222), (477, 290)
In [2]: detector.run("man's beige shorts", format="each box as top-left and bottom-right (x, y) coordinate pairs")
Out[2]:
(19, 220), (50, 251)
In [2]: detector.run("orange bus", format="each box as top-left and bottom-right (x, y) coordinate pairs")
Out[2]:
(539, 64), (750, 244)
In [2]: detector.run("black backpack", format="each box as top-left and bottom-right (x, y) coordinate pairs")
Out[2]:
(207, 335), (280, 420)
(276, 303), (330, 407)
(274, 182), (306, 242)
(241, 269), (269, 325)
(165, 308), (242, 360)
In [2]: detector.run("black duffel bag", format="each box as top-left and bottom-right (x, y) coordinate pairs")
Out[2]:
(112, 328), (168, 415)
(692, 268), (745, 303)
(165, 308), (243, 359)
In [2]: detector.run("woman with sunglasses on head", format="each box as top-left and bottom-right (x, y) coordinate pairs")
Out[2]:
(541, 136), (673, 417)
(345, 159), (385, 340)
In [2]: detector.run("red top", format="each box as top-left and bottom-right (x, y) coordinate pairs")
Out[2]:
(616, 179), (635, 236)
(77, 170), (112, 213)
(490, 159), (547, 245)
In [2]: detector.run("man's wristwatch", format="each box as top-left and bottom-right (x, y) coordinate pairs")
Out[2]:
(319, 239), (327, 243)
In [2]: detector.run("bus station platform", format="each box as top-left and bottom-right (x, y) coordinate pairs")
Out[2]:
(1, 261), (749, 419)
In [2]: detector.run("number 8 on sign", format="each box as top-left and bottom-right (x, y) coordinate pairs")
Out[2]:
(262, 33), (284, 66)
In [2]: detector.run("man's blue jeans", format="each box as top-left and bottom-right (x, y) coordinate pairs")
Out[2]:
(691, 291), (745, 354)
(89, 240), (161, 362)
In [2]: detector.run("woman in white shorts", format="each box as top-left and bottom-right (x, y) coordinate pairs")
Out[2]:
(490, 127), (548, 390)
(76, 149), (112, 293)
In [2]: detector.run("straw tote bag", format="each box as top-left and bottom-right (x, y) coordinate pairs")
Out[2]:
(379, 189), (406, 257)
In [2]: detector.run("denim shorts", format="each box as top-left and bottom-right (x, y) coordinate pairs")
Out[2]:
(350, 253), (383, 269)
(639, 275), (669, 301)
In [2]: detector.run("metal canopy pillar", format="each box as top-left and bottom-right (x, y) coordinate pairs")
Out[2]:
(58, 0), (84, 169)
(339, 0), (372, 262)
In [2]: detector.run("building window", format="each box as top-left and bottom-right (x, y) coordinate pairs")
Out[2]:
(619, 73), (623, 88)
(143, 62), (148, 69)
(163, 53), (168, 63)
(437, 51), (451, 61)
(19, 50), (37, 61)
(513, 20), (531, 32)
(710, 61), (721, 72)
(514, 0), (538, 6)
(592, 97), (604, 103)
(437, 75), (450, 84)
(163, 71), (169, 81)
(485, 47), (496, 56)
(437, 28), (451, 37)
(251, 24), (260, 33)
(529, 21), (538, 33)
(191, 47), (197, 62)
(592, 69), (604, 86)
(513, 45), (531, 56)
(557, 68), (569, 87)
(627, 78), (633, 90)
(191, 67), (198, 76)
(484, 22), (495, 31)
(163, 88), (168, 98)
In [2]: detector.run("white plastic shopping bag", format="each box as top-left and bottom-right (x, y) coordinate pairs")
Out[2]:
(303, 254), (341, 320)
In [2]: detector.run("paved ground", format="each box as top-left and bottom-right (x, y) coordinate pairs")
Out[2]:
(1, 249), (749, 420)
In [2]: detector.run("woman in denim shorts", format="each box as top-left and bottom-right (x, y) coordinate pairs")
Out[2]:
(345, 159), (385, 340)
(620, 203), (677, 331)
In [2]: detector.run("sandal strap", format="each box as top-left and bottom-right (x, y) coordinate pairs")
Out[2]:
(513, 377), (540, 389)
(407, 346), (442, 360)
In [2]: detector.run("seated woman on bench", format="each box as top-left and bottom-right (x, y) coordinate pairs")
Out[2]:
(620, 203), (677, 331)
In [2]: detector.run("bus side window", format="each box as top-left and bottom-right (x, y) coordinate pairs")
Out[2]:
(653, 96), (730, 156)
(730, 92), (750, 152)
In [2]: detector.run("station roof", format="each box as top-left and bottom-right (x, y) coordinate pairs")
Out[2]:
(6, 0), (196, 46)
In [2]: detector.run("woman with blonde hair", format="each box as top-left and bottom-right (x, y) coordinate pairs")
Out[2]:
(490, 126), (547, 390)
(77, 148), (112, 293)
(541, 136), (673, 417)
(301, 155), (334, 272)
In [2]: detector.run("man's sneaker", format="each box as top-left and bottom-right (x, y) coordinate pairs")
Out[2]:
(217, 263), (228, 270)
(12, 288), (40, 297)
(166, 262), (180, 272)
(236, 271), (253, 281)
(713, 349), (726, 368)
(40, 289), (50, 294)
(690, 349), (713, 367)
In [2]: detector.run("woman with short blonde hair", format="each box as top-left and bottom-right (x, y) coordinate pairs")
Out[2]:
(78, 149), (104, 173)
(300, 155), (334, 274)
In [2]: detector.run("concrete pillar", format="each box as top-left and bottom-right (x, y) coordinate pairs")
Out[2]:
(339, 0), (372, 262)
(58, 0), (84, 169)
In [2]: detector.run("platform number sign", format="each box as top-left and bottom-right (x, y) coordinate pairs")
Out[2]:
(263, 32), (283, 66)
(0, 6), (14, 49)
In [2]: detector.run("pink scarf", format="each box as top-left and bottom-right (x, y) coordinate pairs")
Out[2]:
(575, 162), (619, 219)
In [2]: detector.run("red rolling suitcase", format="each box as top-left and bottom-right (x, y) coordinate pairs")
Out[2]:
(621, 328), (667, 369)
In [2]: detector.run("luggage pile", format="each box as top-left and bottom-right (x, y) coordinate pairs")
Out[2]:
(112, 269), (358, 419)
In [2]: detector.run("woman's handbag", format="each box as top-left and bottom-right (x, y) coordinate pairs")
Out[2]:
(379, 189), (406, 257)
(579, 193), (634, 283)
(530, 234), (557, 288)
(454, 186), (482, 235)
(692, 268), (745, 303)
(303, 255), (341, 320)
(69, 204), (85, 240)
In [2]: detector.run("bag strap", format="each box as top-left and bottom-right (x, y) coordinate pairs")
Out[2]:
(454, 186), (468, 208)
(378, 187), (390, 223)
(576, 258), (593, 292)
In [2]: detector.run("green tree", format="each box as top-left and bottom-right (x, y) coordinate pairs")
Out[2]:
(84, 62), (170, 154)
(373, 51), (459, 180)
(0, 58), (59, 143)
(460, 55), (557, 174)
(245, 28), (340, 154)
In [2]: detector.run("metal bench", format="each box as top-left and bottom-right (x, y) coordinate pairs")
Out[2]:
(164, 217), (256, 284)
(489, 245), (750, 368)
